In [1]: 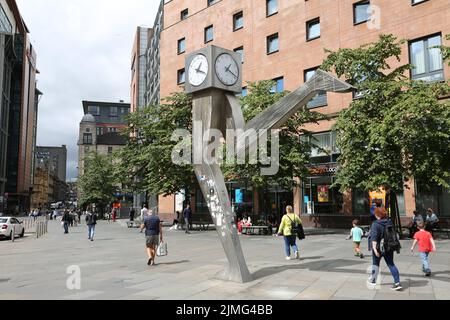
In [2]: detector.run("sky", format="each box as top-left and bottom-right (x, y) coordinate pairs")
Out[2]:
(16, 0), (159, 181)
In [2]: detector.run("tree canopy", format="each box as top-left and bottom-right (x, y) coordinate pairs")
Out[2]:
(321, 34), (450, 193)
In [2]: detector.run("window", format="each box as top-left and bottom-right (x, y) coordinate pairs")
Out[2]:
(83, 133), (93, 145)
(233, 11), (244, 31)
(306, 18), (320, 41)
(412, 0), (428, 4)
(108, 147), (113, 154)
(204, 25), (214, 43)
(110, 106), (118, 117)
(234, 46), (244, 63)
(267, 33), (279, 54)
(96, 127), (103, 136)
(207, 0), (217, 6)
(181, 8), (188, 20)
(178, 38), (186, 54)
(270, 77), (284, 93)
(307, 131), (340, 164)
(108, 127), (118, 133)
(0, 4), (12, 33)
(304, 68), (327, 108)
(266, 0), (278, 17)
(409, 34), (444, 82)
(86, 128), (91, 133)
(88, 106), (100, 116)
(353, 1), (370, 25)
(242, 87), (248, 97)
(177, 68), (186, 84)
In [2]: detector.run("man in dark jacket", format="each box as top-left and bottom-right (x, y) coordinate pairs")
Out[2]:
(61, 211), (71, 234)
(85, 211), (98, 241)
(183, 204), (192, 234)
(129, 208), (136, 222)
(368, 207), (402, 291)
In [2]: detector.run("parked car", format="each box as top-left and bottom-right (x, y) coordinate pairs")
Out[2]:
(0, 217), (25, 239)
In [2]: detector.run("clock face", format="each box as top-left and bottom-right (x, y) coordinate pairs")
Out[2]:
(188, 54), (209, 87)
(215, 53), (239, 86)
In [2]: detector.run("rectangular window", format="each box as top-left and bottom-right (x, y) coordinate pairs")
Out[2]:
(96, 127), (103, 136)
(304, 68), (328, 108)
(83, 133), (93, 145)
(306, 18), (320, 41)
(409, 34), (444, 82)
(234, 46), (244, 63)
(110, 106), (118, 117)
(353, 1), (371, 25)
(88, 106), (100, 116)
(266, 0), (278, 17)
(177, 68), (186, 84)
(178, 38), (186, 54)
(108, 147), (113, 154)
(204, 25), (214, 43)
(308, 131), (340, 164)
(181, 8), (188, 20)
(270, 77), (284, 93)
(267, 33), (279, 54)
(233, 11), (244, 31)
(0, 4), (12, 33)
(108, 127), (118, 133)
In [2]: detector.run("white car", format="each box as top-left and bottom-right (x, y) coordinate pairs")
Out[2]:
(0, 217), (25, 239)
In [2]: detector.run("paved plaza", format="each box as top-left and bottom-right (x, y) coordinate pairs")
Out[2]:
(1, 220), (449, 300)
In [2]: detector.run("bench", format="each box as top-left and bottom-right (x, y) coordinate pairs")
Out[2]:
(432, 228), (450, 239)
(242, 225), (270, 235)
(126, 221), (140, 228)
(190, 217), (215, 231)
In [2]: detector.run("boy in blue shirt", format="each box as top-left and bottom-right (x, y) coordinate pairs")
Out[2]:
(347, 219), (364, 258)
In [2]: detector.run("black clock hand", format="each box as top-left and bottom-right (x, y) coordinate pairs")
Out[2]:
(227, 68), (238, 79)
(196, 62), (202, 72)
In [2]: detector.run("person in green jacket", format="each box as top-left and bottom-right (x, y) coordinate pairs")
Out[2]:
(277, 206), (302, 260)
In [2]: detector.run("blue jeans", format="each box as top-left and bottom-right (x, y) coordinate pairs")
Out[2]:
(371, 250), (400, 284)
(63, 222), (69, 233)
(420, 252), (431, 272)
(88, 225), (95, 239)
(284, 235), (299, 257)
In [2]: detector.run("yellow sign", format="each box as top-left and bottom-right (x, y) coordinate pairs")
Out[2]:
(318, 185), (329, 203)
(369, 188), (386, 207)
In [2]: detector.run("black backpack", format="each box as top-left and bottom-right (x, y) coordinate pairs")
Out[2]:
(287, 214), (305, 240)
(381, 223), (401, 254)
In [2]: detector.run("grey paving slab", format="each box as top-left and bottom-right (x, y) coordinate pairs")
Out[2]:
(1, 219), (450, 300)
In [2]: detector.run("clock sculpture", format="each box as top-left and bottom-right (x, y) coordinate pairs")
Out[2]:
(185, 45), (354, 283)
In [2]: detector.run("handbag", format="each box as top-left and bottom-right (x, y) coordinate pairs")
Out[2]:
(156, 241), (168, 257)
(287, 214), (305, 240)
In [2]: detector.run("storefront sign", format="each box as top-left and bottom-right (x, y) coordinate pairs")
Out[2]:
(308, 163), (338, 176)
(318, 185), (330, 203)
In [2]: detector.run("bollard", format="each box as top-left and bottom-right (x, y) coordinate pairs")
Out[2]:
(11, 225), (15, 242)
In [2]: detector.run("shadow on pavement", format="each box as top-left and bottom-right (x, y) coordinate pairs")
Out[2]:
(153, 260), (190, 266)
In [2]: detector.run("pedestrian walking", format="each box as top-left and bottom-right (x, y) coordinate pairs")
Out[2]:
(367, 206), (402, 291)
(61, 210), (70, 234)
(140, 204), (149, 233)
(347, 219), (364, 258)
(129, 207), (136, 222)
(112, 208), (117, 222)
(85, 211), (98, 241)
(140, 210), (163, 266)
(411, 221), (436, 277)
(182, 204), (192, 234)
(277, 206), (302, 260)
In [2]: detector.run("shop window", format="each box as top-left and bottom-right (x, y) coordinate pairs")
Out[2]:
(304, 67), (327, 108)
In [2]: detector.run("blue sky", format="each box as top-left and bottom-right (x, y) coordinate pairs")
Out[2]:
(16, 0), (158, 181)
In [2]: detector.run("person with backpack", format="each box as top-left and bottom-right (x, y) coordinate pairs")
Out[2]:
(85, 211), (98, 241)
(277, 206), (302, 260)
(411, 221), (436, 277)
(368, 206), (402, 291)
(61, 210), (71, 234)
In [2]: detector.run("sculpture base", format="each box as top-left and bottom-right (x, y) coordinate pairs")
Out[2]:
(215, 267), (253, 284)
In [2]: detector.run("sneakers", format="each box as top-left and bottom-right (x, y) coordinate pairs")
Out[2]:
(294, 251), (299, 259)
(391, 283), (403, 291)
(366, 279), (376, 287)
(147, 258), (152, 266)
(360, 253), (364, 259)
(286, 257), (291, 261)
(425, 270), (432, 277)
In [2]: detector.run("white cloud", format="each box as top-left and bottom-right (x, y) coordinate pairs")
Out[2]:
(16, 0), (158, 180)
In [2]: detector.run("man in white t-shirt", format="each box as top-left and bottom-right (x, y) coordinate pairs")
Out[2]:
(140, 205), (149, 232)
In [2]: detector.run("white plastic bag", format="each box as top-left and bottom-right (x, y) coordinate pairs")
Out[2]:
(156, 241), (168, 256)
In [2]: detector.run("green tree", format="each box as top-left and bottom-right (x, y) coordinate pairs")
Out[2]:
(79, 153), (117, 217)
(114, 92), (197, 198)
(321, 34), (450, 199)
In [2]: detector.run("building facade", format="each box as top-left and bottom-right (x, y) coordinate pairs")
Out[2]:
(154, 0), (450, 226)
(0, 0), (41, 215)
(35, 145), (67, 182)
(131, 26), (152, 113)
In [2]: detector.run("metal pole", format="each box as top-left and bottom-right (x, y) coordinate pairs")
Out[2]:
(11, 225), (15, 242)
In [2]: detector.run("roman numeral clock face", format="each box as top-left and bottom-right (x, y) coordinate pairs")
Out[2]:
(188, 54), (209, 86)
(215, 53), (239, 86)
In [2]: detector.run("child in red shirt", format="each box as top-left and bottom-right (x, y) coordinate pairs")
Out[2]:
(411, 221), (436, 276)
